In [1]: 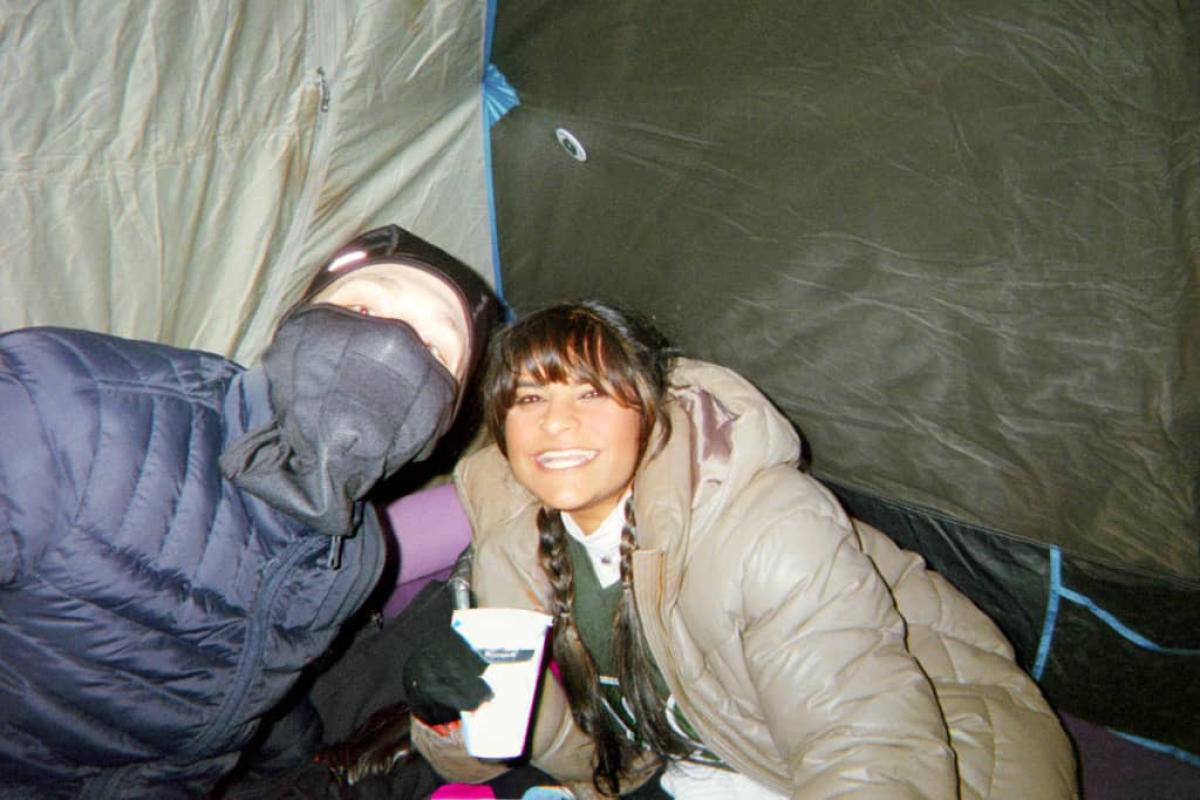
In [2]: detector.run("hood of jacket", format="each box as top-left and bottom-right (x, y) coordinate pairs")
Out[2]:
(629, 358), (802, 598)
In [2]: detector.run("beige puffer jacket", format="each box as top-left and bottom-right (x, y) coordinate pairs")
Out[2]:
(414, 359), (1077, 799)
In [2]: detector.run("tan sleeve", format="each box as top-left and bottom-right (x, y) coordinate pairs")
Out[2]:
(731, 478), (959, 798)
(855, 520), (1078, 799)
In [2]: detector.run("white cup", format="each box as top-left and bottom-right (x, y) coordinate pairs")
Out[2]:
(451, 607), (553, 759)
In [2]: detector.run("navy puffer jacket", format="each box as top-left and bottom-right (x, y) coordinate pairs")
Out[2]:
(0, 328), (384, 798)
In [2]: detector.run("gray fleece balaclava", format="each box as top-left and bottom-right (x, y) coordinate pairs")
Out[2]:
(220, 303), (458, 537)
(220, 225), (498, 539)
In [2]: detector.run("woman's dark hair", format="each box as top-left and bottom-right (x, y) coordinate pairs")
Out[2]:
(481, 300), (673, 463)
(481, 301), (688, 795)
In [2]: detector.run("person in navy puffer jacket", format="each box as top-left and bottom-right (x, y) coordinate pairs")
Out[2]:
(0, 225), (498, 798)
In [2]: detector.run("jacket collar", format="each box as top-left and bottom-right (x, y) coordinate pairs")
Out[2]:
(221, 365), (272, 449)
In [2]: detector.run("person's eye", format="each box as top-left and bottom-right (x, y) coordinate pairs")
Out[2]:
(580, 385), (604, 400)
(513, 392), (543, 405)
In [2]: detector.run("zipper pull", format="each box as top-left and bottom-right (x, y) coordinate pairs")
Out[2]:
(326, 534), (343, 569)
(317, 67), (330, 113)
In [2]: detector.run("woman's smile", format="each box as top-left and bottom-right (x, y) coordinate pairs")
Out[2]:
(505, 377), (643, 533)
(535, 448), (600, 470)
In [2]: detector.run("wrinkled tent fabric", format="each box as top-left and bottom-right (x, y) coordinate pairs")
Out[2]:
(2, 0), (1198, 775)
(486, 0), (1200, 757)
(0, 1), (492, 363)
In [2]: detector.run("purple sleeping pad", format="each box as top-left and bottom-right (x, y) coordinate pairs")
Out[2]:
(1061, 713), (1200, 800)
(380, 483), (473, 617)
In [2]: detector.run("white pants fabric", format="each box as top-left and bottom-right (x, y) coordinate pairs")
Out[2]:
(659, 759), (787, 799)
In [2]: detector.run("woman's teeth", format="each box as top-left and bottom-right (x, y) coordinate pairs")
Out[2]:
(536, 449), (597, 469)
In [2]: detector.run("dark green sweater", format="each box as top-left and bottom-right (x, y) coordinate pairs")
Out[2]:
(564, 536), (722, 764)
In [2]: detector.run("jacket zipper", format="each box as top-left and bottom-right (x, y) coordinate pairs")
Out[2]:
(182, 536), (327, 756)
(80, 535), (326, 797)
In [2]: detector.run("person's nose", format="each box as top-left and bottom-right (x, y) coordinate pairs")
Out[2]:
(539, 395), (578, 435)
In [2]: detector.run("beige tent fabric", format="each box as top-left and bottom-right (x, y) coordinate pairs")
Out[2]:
(0, 1), (492, 363)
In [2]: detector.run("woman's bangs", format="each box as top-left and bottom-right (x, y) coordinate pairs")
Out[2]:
(509, 318), (643, 410)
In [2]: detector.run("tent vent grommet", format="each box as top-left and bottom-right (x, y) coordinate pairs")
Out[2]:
(555, 128), (587, 161)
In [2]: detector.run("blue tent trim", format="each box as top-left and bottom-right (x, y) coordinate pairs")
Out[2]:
(1034, 547), (1200, 681)
(1032, 547), (1065, 680)
(827, 480), (1199, 758)
(480, 1), (518, 309)
(484, 64), (520, 128)
(482, 0), (519, 308)
(1112, 730), (1200, 769)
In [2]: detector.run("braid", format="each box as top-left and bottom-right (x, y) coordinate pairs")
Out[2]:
(537, 508), (627, 796)
(537, 508), (575, 622)
(611, 500), (691, 758)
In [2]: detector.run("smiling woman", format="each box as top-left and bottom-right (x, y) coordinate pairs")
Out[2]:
(399, 300), (1078, 800)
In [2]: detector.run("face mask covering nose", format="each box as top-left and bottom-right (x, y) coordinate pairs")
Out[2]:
(221, 304), (458, 537)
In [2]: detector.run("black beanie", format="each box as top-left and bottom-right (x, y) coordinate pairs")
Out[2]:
(301, 225), (500, 384)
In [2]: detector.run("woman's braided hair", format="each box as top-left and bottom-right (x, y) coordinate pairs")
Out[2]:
(481, 301), (687, 795)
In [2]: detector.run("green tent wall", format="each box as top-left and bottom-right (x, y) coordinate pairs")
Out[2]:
(486, 0), (1200, 758)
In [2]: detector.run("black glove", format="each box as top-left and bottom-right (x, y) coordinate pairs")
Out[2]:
(402, 618), (493, 726)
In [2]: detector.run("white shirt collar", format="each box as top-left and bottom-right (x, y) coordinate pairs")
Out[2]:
(562, 490), (631, 588)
